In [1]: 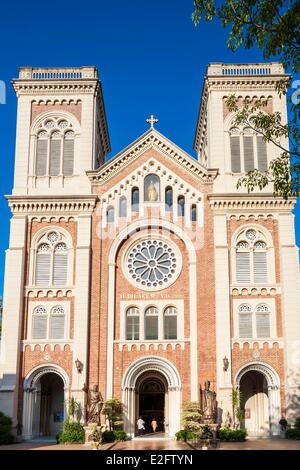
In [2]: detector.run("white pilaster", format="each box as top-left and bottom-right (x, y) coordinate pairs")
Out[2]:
(71, 215), (92, 410)
(278, 212), (300, 421)
(0, 216), (27, 422)
(213, 213), (233, 421)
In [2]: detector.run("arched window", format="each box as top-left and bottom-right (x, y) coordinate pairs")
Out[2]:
(119, 196), (127, 218)
(238, 304), (253, 338)
(191, 204), (197, 222)
(235, 228), (268, 284)
(49, 306), (65, 339)
(36, 131), (48, 176)
(164, 306), (177, 340)
(35, 118), (75, 177)
(165, 186), (173, 212)
(32, 304), (66, 340)
(229, 123), (268, 173)
(126, 307), (140, 340)
(35, 230), (70, 287)
(145, 306), (158, 340)
(49, 131), (61, 176)
(106, 206), (115, 224)
(32, 306), (48, 339)
(230, 127), (241, 173)
(177, 196), (185, 217)
(144, 174), (160, 202)
(256, 304), (271, 338)
(132, 187), (139, 212)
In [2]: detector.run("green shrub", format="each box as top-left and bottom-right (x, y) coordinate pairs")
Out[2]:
(101, 430), (116, 443)
(0, 412), (15, 445)
(286, 428), (300, 440)
(56, 420), (85, 444)
(218, 428), (247, 441)
(294, 418), (300, 430)
(113, 430), (127, 441)
(175, 429), (198, 442)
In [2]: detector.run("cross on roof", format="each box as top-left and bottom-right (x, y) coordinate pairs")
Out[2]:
(146, 114), (158, 129)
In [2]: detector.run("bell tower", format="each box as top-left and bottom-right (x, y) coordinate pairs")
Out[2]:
(12, 66), (110, 196)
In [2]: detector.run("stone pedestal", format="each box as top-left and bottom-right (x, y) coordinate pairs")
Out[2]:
(84, 424), (102, 446)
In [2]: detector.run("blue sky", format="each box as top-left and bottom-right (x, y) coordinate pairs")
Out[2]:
(0, 0), (299, 295)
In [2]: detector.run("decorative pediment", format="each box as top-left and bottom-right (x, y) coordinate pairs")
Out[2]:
(87, 129), (218, 185)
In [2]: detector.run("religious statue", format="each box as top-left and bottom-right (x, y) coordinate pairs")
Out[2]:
(200, 381), (217, 422)
(148, 180), (158, 201)
(83, 384), (103, 425)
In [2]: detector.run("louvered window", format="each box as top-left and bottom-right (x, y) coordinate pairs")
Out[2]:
(36, 135), (48, 176)
(164, 307), (177, 340)
(253, 251), (267, 283)
(34, 231), (70, 287)
(256, 305), (271, 338)
(230, 132), (241, 173)
(236, 251), (251, 283)
(53, 243), (68, 286)
(63, 134), (74, 176)
(35, 118), (76, 177)
(49, 306), (65, 339)
(243, 131), (255, 172)
(145, 307), (158, 340)
(36, 244), (51, 285)
(238, 305), (253, 338)
(49, 135), (61, 176)
(32, 306), (47, 339)
(235, 230), (269, 284)
(126, 307), (139, 340)
(229, 124), (268, 173)
(257, 136), (268, 171)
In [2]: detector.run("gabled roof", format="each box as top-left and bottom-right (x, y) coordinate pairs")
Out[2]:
(87, 128), (218, 185)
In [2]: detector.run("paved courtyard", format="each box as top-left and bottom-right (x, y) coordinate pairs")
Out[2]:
(0, 438), (300, 451)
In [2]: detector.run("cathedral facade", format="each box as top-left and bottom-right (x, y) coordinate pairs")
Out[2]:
(0, 63), (300, 439)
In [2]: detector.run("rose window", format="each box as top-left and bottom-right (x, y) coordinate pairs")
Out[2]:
(126, 239), (181, 290)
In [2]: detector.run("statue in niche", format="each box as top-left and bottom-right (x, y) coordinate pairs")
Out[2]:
(147, 179), (158, 201)
(200, 381), (217, 422)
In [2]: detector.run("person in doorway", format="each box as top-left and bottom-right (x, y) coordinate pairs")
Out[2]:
(151, 418), (158, 433)
(137, 416), (145, 436)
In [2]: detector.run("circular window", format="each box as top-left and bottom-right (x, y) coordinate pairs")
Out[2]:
(125, 239), (182, 291)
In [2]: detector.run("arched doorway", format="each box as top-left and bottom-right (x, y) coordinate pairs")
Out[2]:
(22, 365), (68, 440)
(137, 372), (167, 434)
(239, 370), (269, 436)
(236, 363), (281, 437)
(122, 356), (181, 438)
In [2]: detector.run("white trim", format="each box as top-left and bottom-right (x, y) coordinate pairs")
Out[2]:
(106, 218), (198, 401)
(233, 298), (276, 340)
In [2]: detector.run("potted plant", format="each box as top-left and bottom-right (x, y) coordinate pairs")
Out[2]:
(91, 427), (102, 450)
(201, 439), (210, 450)
(279, 418), (288, 438)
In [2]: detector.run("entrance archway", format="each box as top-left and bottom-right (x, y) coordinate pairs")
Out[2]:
(122, 356), (181, 437)
(235, 363), (281, 437)
(22, 365), (69, 440)
(137, 372), (167, 434)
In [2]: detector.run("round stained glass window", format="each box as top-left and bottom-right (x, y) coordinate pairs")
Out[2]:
(125, 239), (181, 290)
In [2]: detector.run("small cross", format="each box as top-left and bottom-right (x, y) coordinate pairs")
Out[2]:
(146, 114), (158, 129)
